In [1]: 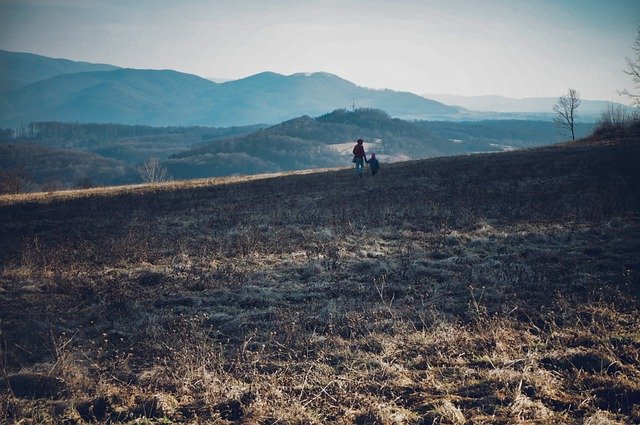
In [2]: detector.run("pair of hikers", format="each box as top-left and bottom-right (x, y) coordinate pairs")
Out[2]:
(352, 138), (380, 177)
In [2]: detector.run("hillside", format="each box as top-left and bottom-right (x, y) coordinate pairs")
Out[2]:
(1, 138), (638, 423)
(1, 113), (598, 189)
(417, 119), (596, 150)
(0, 143), (139, 189)
(165, 109), (598, 179)
(0, 123), (264, 190)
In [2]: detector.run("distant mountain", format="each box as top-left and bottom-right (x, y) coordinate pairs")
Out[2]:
(0, 50), (119, 91)
(217, 71), (459, 124)
(2, 68), (221, 126)
(424, 93), (632, 118)
(0, 51), (460, 127)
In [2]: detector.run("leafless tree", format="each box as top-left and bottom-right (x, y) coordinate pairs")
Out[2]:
(139, 157), (170, 183)
(620, 28), (640, 106)
(597, 103), (630, 131)
(553, 89), (581, 141)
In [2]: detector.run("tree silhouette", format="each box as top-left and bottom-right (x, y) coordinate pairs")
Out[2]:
(553, 89), (581, 141)
(139, 157), (170, 183)
(620, 28), (640, 106)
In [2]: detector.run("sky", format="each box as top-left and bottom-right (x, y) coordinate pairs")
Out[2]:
(1, 0), (638, 103)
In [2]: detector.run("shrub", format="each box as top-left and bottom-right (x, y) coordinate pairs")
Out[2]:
(593, 103), (640, 139)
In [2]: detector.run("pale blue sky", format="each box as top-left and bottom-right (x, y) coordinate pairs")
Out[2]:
(1, 0), (638, 102)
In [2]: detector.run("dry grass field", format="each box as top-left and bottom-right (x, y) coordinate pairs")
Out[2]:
(1, 138), (639, 424)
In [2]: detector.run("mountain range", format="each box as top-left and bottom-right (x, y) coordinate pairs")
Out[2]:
(0, 50), (459, 128)
(2, 50), (629, 128)
(0, 50), (118, 92)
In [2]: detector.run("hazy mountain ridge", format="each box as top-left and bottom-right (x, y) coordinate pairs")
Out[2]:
(1, 68), (221, 126)
(0, 49), (119, 91)
(0, 51), (460, 127)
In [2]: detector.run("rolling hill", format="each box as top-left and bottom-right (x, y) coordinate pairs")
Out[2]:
(164, 108), (464, 178)
(1, 136), (638, 423)
(1, 110), (598, 188)
(0, 143), (139, 189)
(0, 122), (265, 190)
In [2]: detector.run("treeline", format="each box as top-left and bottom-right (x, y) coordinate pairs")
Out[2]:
(317, 108), (425, 136)
(8, 122), (262, 142)
(415, 119), (596, 147)
(0, 143), (140, 194)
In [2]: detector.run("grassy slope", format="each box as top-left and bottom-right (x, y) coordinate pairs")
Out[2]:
(0, 139), (639, 424)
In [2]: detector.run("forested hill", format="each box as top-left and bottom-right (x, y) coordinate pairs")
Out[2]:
(1, 109), (598, 191)
(164, 109), (463, 179)
(164, 109), (597, 181)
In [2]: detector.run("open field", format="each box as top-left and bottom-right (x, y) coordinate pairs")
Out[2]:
(1, 138), (639, 424)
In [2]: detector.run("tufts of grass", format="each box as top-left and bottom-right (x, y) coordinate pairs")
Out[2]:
(1, 139), (639, 423)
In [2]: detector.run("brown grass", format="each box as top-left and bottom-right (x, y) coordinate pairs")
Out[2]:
(1, 140), (639, 424)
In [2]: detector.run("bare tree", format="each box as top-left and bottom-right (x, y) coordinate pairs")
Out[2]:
(620, 28), (640, 106)
(553, 89), (581, 141)
(138, 157), (170, 183)
(597, 102), (630, 131)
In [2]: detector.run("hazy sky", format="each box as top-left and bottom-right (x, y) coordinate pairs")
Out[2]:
(1, 0), (638, 102)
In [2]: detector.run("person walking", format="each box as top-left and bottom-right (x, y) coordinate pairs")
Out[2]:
(367, 152), (380, 176)
(352, 139), (367, 177)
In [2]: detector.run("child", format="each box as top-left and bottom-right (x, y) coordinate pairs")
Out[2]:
(367, 152), (380, 176)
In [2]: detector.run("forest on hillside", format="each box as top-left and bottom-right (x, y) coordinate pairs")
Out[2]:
(0, 111), (597, 193)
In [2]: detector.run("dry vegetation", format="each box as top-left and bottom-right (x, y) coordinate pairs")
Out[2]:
(0, 138), (639, 424)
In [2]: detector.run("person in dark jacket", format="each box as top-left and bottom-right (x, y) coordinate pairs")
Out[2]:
(352, 139), (367, 177)
(367, 152), (380, 176)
